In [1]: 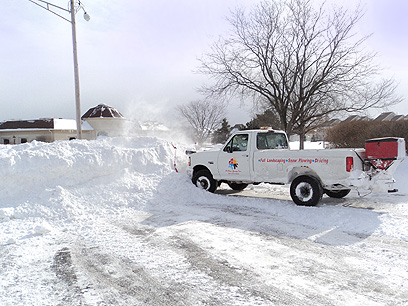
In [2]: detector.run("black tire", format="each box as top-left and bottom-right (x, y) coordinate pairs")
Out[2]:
(290, 176), (323, 206)
(192, 170), (217, 193)
(324, 189), (351, 198)
(228, 182), (248, 191)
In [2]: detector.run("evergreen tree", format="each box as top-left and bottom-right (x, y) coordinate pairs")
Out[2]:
(245, 109), (281, 130)
(212, 118), (231, 144)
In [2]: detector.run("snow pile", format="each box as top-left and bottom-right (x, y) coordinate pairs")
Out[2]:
(0, 135), (407, 238)
(0, 137), (183, 221)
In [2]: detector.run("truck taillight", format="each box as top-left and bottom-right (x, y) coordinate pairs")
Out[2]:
(188, 157), (191, 167)
(346, 156), (353, 172)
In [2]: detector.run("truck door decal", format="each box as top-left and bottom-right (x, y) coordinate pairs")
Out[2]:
(229, 158), (239, 169)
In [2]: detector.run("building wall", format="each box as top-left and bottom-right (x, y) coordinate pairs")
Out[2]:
(84, 118), (126, 137)
(0, 130), (52, 144)
(0, 129), (94, 145)
(52, 130), (95, 141)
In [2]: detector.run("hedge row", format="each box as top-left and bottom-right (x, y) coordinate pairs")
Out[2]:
(325, 120), (408, 149)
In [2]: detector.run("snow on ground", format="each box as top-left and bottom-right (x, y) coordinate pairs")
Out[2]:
(289, 140), (325, 150)
(1, 137), (408, 305)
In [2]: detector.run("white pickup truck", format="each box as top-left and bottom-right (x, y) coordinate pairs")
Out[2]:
(187, 128), (406, 206)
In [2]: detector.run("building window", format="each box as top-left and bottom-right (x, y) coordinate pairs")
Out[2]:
(3, 139), (10, 145)
(20, 138), (28, 144)
(36, 136), (47, 142)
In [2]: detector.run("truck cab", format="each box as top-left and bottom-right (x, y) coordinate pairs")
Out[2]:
(215, 129), (289, 182)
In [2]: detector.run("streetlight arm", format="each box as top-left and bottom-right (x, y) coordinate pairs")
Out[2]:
(28, 0), (71, 22)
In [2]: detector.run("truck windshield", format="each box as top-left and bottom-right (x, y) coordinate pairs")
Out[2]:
(257, 132), (288, 150)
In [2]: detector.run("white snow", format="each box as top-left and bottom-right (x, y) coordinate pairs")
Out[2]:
(289, 140), (325, 150)
(53, 118), (94, 131)
(52, 118), (77, 130)
(139, 120), (170, 131)
(1, 136), (407, 305)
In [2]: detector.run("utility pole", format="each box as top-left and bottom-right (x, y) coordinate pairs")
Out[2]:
(70, 0), (82, 139)
(28, 0), (90, 139)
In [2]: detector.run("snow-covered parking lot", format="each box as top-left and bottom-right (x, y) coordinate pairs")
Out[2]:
(1, 137), (408, 305)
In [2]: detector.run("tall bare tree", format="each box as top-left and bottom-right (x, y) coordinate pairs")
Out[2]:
(177, 100), (226, 145)
(199, 0), (402, 149)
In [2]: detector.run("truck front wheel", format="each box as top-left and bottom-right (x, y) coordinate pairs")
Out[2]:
(290, 176), (323, 206)
(192, 170), (217, 193)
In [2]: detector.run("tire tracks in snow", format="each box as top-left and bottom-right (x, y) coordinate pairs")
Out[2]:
(62, 204), (408, 306)
(150, 200), (408, 305)
(52, 247), (86, 305)
(166, 234), (304, 305)
(117, 219), (326, 305)
(68, 217), (302, 305)
(214, 202), (408, 305)
(72, 245), (184, 306)
(116, 221), (285, 305)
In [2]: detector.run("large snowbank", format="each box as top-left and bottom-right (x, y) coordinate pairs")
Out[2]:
(1, 135), (407, 245)
(1, 136), (408, 305)
(0, 137), (183, 221)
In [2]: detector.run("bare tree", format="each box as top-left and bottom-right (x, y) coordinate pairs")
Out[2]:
(177, 100), (226, 145)
(199, 0), (402, 149)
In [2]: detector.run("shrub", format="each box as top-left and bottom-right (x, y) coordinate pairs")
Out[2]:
(326, 120), (408, 150)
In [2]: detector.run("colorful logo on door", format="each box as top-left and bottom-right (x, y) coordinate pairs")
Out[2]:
(229, 158), (238, 170)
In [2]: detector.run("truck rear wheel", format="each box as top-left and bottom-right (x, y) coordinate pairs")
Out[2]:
(228, 182), (248, 191)
(192, 170), (217, 193)
(290, 176), (323, 206)
(324, 189), (351, 198)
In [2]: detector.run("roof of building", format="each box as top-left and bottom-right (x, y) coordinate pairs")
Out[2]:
(374, 112), (396, 121)
(323, 118), (342, 127)
(391, 114), (405, 121)
(82, 104), (124, 119)
(0, 119), (54, 130)
(0, 118), (93, 131)
(359, 116), (371, 121)
(342, 115), (361, 123)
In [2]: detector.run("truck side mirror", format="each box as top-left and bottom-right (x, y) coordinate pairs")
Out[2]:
(224, 146), (233, 153)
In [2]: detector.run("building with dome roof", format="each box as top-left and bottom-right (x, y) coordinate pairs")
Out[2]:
(82, 104), (126, 137)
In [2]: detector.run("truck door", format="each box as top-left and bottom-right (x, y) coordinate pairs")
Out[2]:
(253, 131), (289, 183)
(217, 133), (251, 181)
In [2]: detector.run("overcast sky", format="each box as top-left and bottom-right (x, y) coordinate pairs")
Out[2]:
(1, 0), (407, 126)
